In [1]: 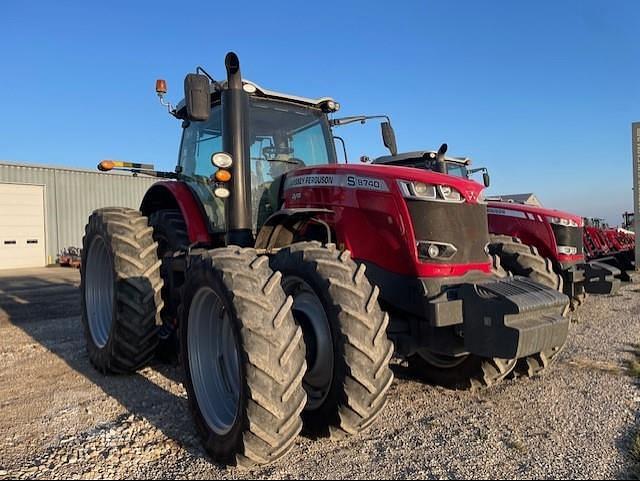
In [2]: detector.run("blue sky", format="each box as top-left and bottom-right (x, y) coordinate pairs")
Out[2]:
(0, 1), (637, 225)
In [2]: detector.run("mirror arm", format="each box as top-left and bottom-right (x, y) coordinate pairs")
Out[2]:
(157, 93), (177, 117)
(330, 114), (391, 127)
(196, 66), (223, 91)
(333, 135), (348, 163)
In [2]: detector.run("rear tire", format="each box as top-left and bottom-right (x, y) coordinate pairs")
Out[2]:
(488, 235), (567, 377)
(180, 247), (306, 467)
(81, 208), (163, 373)
(270, 242), (394, 438)
(148, 209), (189, 364)
(149, 209), (190, 255)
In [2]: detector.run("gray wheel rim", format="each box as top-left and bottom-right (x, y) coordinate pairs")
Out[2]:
(188, 287), (241, 436)
(85, 236), (115, 349)
(417, 349), (468, 369)
(284, 276), (333, 411)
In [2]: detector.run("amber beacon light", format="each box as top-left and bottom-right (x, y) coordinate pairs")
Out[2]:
(155, 79), (167, 96)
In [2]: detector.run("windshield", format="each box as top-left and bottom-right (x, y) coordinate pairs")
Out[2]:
(178, 98), (335, 231)
(445, 163), (469, 178)
(249, 98), (336, 228)
(380, 156), (470, 179)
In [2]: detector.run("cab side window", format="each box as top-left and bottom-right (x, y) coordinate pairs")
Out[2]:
(179, 104), (223, 178)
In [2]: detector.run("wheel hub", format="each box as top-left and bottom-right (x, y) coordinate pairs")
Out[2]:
(188, 286), (241, 436)
(85, 236), (115, 349)
(284, 276), (333, 411)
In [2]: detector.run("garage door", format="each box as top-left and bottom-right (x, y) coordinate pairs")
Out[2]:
(0, 183), (46, 269)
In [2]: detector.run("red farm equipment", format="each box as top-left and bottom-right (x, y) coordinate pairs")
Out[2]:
(583, 218), (635, 281)
(81, 53), (569, 466)
(372, 149), (621, 310)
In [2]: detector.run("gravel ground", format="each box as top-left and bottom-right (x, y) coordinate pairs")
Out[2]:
(0, 267), (638, 479)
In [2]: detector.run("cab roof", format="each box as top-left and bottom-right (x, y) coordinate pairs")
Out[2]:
(373, 151), (471, 165)
(175, 79), (337, 115)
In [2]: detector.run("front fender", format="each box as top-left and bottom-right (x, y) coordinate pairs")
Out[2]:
(255, 208), (334, 249)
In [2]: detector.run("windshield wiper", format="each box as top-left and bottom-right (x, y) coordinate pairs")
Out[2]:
(268, 159), (301, 165)
(253, 157), (302, 165)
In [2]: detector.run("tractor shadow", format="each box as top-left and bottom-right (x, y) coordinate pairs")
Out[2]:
(0, 269), (212, 465)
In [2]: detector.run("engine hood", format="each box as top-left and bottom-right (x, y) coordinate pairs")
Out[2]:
(487, 200), (583, 227)
(285, 163), (486, 204)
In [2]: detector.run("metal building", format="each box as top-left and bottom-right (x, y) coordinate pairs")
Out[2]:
(0, 161), (158, 269)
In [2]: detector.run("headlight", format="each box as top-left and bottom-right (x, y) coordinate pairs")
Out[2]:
(547, 216), (579, 227)
(438, 185), (462, 202)
(417, 241), (458, 260)
(398, 181), (464, 203)
(214, 186), (230, 199)
(211, 152), (233, 169)
(557, 245), (578, 255)
(412, 182), (437, 199)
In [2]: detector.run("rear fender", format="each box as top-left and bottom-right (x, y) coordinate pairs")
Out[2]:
(140, 181), (211, 245)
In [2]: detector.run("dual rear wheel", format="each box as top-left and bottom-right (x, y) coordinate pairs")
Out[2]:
(180, 243), (394, 462)
(81, 211), (393, 467)
(81, 208), (163, 373)
(270, 242), (394, 437)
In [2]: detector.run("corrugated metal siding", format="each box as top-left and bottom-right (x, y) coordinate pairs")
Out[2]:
(0, 162), (158, 263)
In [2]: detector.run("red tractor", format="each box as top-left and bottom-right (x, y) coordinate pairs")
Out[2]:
(81, 53), (568, 467)
(372, 149), (621, 311)
(486, 201), (622, 303)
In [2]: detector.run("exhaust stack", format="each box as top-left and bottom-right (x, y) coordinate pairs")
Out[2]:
(222, 52), (253, 247)
(435, 143), (448, 174)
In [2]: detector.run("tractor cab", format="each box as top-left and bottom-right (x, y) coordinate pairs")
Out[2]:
(174, 84), (339, 233)
(373, 148), (491, 187)
(167, 69), (341, 244)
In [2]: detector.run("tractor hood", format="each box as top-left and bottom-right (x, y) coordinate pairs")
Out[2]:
(282, 162), (493, 279)
(487, 200), (583, 227)
(284, 163), (486, 204)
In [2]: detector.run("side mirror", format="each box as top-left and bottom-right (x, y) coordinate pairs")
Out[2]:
(184, 73), (211, 122)
(483, 172), (490, 187)
(381, 122), (398, 156)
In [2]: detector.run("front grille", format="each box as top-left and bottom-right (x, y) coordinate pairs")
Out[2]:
(551, 225), (584, 255)
(406, 200), (490, 264)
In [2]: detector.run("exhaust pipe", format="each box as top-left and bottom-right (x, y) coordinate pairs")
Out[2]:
(222, 52), (253, 247)
(435, 143), (448, 174)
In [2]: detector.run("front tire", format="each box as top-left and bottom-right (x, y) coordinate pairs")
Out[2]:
(180, 247), (306, 467)
(81, 208), (164, 373)
(270, 242), (394, 438)
(407, 253), (516, 389)
(408, 352), (517, 389)
(489, 235), (563, 291)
